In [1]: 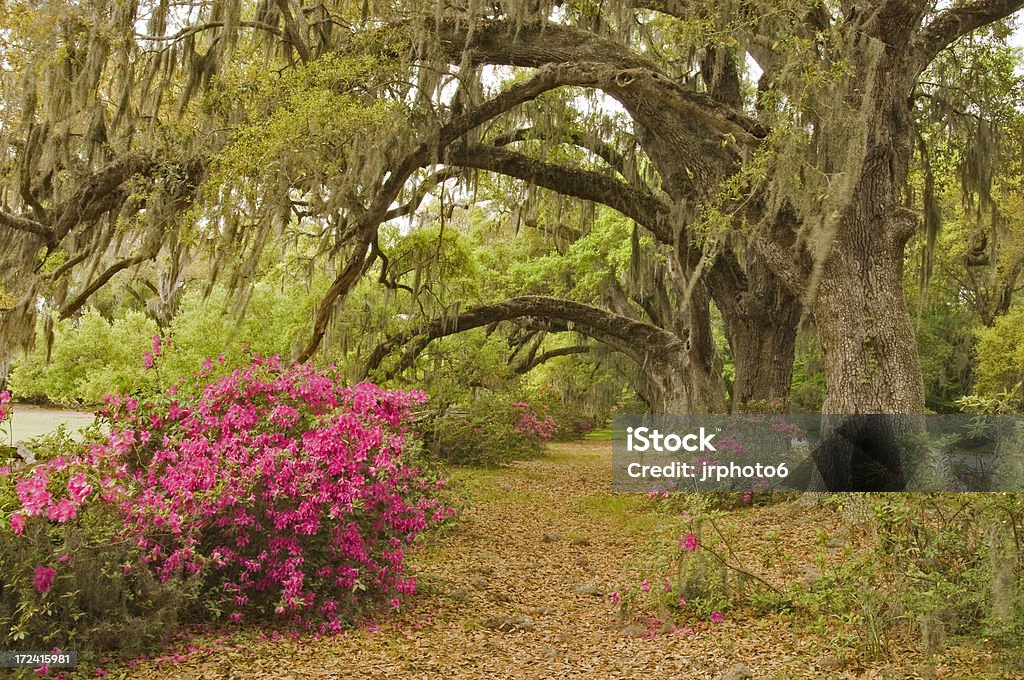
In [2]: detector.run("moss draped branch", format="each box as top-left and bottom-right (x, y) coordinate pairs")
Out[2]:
(363, 295), (687, 380)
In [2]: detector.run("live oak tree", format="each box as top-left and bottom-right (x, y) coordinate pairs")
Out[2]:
(2, 0), (1023, 415)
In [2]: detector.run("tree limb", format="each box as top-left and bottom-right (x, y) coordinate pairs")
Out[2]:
(0, 210), (54, 243)
(363, 295), (686, 379)
(512, 344), (590, 374)
(58, 246), (161, 320)
(913, 0), (1024, 71)
(447, 143), (673, 242)
(491, 127), (632, 179)
(432, 22), (768, 144)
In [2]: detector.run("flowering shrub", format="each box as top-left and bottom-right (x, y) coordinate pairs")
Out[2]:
(0, 355), (451, 651)
(512, 401), (556, 441)
(422, 391), (559, 466)
(524, 384), (596, 440)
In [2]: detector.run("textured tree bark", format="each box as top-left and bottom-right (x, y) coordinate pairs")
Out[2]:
(811, 15), (926, 415)
(728, 301), (801, 410)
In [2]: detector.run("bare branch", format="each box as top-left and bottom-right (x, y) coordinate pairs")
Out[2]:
(59, 246), (161, 320)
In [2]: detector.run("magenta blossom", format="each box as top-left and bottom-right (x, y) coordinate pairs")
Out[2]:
(680, 532), (699, 552)
(709, 612), (724, 624)
(33, 566), (57, 593)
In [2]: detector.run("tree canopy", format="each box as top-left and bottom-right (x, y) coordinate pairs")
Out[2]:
(3, 0), (1024, 416)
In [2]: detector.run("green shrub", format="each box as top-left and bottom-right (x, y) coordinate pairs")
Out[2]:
(419, 391), (551, 466)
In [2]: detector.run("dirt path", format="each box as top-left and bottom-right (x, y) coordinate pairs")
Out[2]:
(123, 440), (1004, 680)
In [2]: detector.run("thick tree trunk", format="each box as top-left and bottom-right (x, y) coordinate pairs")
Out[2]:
(811, 50), (925, 415)
(728, 300), (801, 411)
(813, 227), (925, 414)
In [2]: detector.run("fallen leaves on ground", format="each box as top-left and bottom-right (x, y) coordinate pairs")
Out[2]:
(100, 441), (1017, 679)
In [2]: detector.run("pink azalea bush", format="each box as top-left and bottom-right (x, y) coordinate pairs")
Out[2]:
(511, 401), (557, 442)
(0, 355), (452, 650)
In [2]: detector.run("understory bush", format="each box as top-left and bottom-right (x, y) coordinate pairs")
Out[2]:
(0, 355), (451, 653)
(420, 391), (557, 466)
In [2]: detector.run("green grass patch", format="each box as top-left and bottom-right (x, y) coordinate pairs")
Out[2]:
(575, 493), (661, 534)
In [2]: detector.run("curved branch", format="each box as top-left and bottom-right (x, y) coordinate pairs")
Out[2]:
(136, 20), (283, 42)
(431, 22), (768, 144)
(512, 344), (590, 374)
(363, 295), (685, 380)
(447, 143), (673, 243)
(491, 127), (632, 179)
(58, 245), (161, 320)
(296, 63), (599, 362)
(913, 0), (1024, 71)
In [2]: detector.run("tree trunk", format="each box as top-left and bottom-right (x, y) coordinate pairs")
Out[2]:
(813, 228), (925, 414)
(728, 300), (801, 411)
(811, 75), (925, 415)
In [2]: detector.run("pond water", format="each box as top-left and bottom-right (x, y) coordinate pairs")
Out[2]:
(4, 403), (96, 444)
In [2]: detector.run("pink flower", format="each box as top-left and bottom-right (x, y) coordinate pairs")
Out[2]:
(33, 565), (57, 593)
(709, 612), (724, 624)
(609, 591), (621, 604)
(389, 598), (400, 609)
(10, 513), (26, 535)
(123, 563), (132, 575)
(16, 476), (51, 516)
(640, 579), (651, 592)
(47, 499), (78, 523)
(143, 352), (155, 369)
(680, 532), (699, 552)
(678, 597), (686, 608)
(663, 579), (672, 593)
(152, 334), (163, 357)
(229, 613), (242, 623)
(67, 473), (92, 504)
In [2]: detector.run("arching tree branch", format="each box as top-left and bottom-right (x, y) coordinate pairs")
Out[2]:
(432, 22), (768, 144)
(363, 295), (686, 380)
(490, 127), (632, 179)
(296, 63), (598, 361)
(446, 143), (673, 242)
(512, 344), (590, 374)
(913, 0), (1024, 71)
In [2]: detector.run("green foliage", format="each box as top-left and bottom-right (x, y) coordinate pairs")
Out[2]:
(974, 302), (1024, 407)
(870, 494), (1024, 655)
(9, 283), (322, 406)
(419, 391), (546, 467)
(10, 310), (159, 406)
